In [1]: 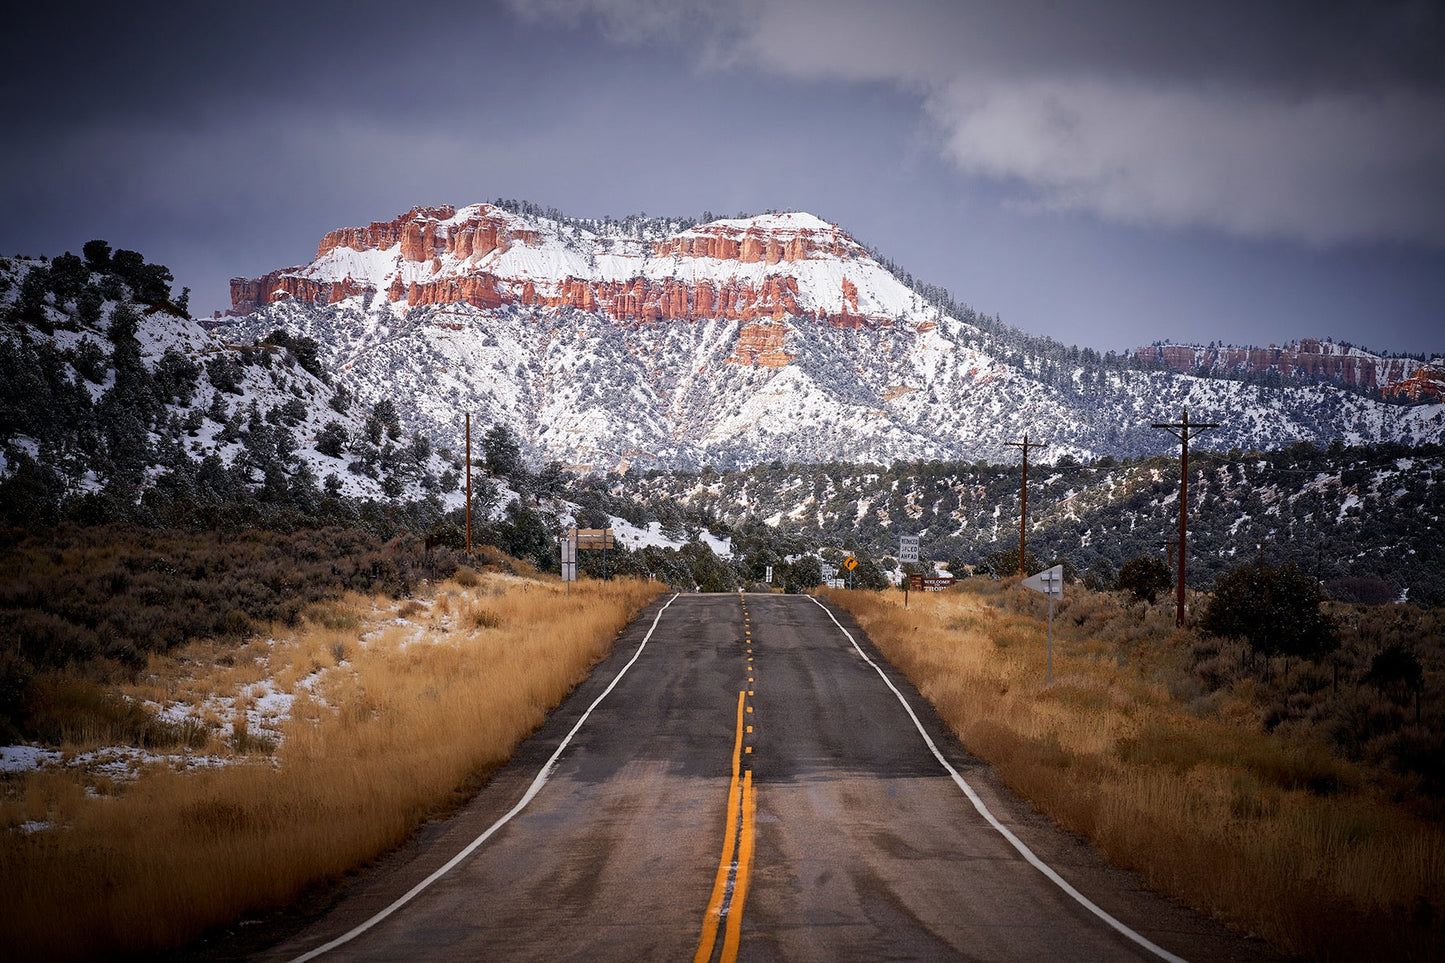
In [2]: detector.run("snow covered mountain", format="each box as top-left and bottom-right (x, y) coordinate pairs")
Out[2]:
(219, 202), (1445, 471)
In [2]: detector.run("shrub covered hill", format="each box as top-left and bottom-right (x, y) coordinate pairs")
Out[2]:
(578, 442), (1445, 605)
(0, 243), (473, 530)
(217, 200), (1445, 472)
(1, 235), (1442, 604)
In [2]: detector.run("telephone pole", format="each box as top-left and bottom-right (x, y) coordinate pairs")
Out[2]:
(464, 412), (473, 560)
(1152, 408), (1219, 626)
(1004, 433), (1048, 576)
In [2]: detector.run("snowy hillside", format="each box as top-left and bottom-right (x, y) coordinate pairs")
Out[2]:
(0, 250), (467, 518)
(217, 202), (1445, 472)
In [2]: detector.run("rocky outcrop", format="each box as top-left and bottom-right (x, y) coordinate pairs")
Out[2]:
(393, 274), (810, 324)
(230, 205), (902, 350)
(315, 204), (540, 263)
(1383, 365), (1445, 403)
(651, 219), (862, 264)
(229, 273), (375, 314)
(1136, 339), (1421, 391)
(728, 320), (794, 367)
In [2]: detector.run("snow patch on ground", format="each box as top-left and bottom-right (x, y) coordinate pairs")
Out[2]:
(1, 745), (62, 773)
(606, 516), (733, 557)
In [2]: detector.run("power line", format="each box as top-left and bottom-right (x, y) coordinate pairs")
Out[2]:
(1004, 433), (1048, 577)
(1152, 408), (1219, 627)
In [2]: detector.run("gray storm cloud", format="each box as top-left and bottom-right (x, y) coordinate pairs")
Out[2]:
(927, 80), (1445, 245)
(514, 0), (1445, 246)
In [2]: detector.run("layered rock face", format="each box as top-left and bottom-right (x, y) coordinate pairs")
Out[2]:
(229, 205), (898, 347)
(1136, 340), (1421, 392)
(1383, 365), (1445, 403)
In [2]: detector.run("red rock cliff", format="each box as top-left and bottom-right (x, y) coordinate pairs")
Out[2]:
(230, 206), (892, 342)
(1382, 365), (1445, 403)
(1136, 340), (1420, 391)
(315, 205), (541, 263)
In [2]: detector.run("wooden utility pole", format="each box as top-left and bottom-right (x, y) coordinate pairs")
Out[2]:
(1152, 408), (1219, 626)
(464, 412), (473, 559)
(1004, 434), (1048, 576)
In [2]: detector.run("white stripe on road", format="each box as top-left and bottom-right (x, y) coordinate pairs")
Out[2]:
(290, 593), (681, 962)
(806, 595), (1188, 963)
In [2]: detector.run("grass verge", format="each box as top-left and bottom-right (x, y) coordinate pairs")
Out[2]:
(824, 582), (1444, 960)
(0, 572), (662, 960)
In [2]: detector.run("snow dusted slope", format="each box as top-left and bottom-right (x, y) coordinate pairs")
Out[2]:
(0, 253), (465, 507)
(218, 204), (1445, 471)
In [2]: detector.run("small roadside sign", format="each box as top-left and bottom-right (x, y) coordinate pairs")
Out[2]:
(1021, 565), (1065, 599)
(908, 574), (955, 592)
(843, 556), (858, 572)
(821, 564), (838, 581)
(1020, 564), (1064, 685)
(899, 535), (919, 563)
(765, 565), (773, 583)
(570, 528), (615, 549)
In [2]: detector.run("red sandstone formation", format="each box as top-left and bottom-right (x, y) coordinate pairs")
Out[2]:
(229, 205), (896, 345)
(1382, 365), (1445, 403)
(727, 321), (794, 367)
(1137, 340), (1421, 391)
(315, 204), (541, 264)
(650, 219), (861, 264)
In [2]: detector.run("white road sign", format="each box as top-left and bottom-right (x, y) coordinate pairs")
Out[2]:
(899, 535), (920, 563)
(1021, 564), (1065, 599)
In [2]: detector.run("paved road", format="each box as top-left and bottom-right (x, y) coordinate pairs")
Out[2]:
(255, 593), (1274, 962)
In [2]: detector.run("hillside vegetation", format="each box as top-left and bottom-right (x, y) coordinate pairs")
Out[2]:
(580, 441), (1445, 605)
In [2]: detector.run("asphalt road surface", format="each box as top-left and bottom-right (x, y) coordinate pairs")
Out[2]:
(253, 593), (1275, 962)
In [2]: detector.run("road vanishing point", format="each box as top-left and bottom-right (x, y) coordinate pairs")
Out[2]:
(252, 593), (1274, 963)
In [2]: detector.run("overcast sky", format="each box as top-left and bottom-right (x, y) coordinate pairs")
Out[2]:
(2, 0), (1441, 355)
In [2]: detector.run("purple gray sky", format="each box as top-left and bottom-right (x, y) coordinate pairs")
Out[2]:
(2, 0), (1442, 354)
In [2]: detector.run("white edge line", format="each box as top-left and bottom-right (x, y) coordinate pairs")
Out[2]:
(289, 593), (681, 962)
(806, 595), (1188, 963)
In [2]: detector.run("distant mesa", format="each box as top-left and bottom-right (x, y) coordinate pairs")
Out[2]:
(1136, 340), (1440, 397)
(228, 204), (886, 336)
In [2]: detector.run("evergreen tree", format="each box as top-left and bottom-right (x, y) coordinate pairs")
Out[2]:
(1203, 563), (1338, 663)
(1117, 556), (1172, 604)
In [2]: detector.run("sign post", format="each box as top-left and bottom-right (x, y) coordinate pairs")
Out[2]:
(1021, 564), (1065, 685)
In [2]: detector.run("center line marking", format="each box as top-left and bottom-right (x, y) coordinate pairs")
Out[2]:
(695, 690), (748, 963)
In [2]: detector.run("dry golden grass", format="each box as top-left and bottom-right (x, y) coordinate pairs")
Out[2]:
(0, 573), (662, 960)
(825, 582), (1445, 960)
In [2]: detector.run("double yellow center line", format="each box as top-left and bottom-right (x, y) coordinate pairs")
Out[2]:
(694, 601), (757, 963)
